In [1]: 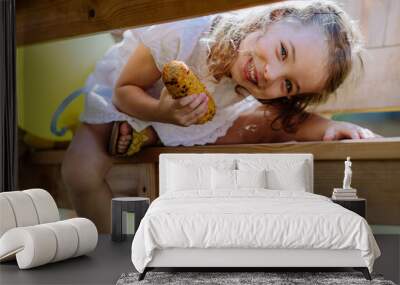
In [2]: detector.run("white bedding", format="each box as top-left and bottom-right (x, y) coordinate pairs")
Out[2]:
(131, 190), (380, 273)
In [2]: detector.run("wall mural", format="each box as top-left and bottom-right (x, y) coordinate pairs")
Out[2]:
(15, 1), (400, 234)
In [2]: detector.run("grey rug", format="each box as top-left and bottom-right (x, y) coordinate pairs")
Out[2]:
(116, 271), (396, 285)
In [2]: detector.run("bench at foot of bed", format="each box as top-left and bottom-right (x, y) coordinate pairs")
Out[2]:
(137, 267), (372, 281)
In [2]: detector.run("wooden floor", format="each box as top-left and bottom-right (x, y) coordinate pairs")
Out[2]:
(0, 235), (399, 285)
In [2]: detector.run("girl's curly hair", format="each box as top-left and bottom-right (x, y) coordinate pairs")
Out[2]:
(204, 0), (363, 133)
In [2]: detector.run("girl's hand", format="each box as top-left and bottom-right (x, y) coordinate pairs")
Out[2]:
(157, 87), (209, 126)
(323, 121), (381, 141)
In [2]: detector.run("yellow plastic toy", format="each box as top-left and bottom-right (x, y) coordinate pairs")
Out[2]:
(50, 88), (86, 138)
(17, 33), (114, 146)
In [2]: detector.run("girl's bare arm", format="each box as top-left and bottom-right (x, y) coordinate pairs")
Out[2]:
(113, 43), (162, 121)
(277, 112), (379, 142)
(215, 105), (379, 145)
(113, 43), (208, 125)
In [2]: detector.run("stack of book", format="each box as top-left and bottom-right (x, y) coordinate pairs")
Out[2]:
(332, 188), (358, 200)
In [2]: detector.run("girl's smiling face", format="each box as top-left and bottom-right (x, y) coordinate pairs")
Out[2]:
(230, 20), (329, 100)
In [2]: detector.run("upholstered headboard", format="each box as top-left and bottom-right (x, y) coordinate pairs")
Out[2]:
(159, 153), (314, 195)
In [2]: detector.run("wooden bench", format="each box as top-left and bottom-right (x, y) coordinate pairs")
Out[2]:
(21, 138), (400, 225)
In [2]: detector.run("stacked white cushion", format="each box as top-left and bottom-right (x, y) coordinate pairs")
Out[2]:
(24, 188), (59, 224)
(0, 225), (57, 268)
(0, 189), (59, 237)
(42, 221), (79, 262)
(0, 218), (97, 269)
(0, 196), (17, 237)
(1, 191), (40, 227)
(0, 189), (98, 269)
(67, 218), (98, 257)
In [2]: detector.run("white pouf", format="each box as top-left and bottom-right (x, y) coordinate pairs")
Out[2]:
(0, 218), (98, 269)
(0, 226), (57, 269)
(0, 189), (98, 269)
(0, 196), (17, 237)
(65, 218), (98, 257)
(1, 191), (39, 227)
(23, 188), (59, 224)
(0, 189), (60, 237)
(42, 221), (79, 262)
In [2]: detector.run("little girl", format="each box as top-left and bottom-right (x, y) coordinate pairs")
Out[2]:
(62, 0), (378, 232)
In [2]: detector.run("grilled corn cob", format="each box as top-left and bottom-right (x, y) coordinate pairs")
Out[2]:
(162, 60), (216, 124)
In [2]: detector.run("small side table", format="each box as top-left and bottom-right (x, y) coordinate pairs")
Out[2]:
(111, 197), (150, 242)
(331, 198), (366, 218)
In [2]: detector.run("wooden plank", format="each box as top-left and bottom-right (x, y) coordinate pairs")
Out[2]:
(16, 0), (279, 45)
(18, 161), (73, 209)
(131, 138), (400, 163)
(29, 138), (400, 165)
(106, 163), (158, 200)
(23, 145), (400, 225)
(146, 163), (159, 201)
(314, 160), (400, 225)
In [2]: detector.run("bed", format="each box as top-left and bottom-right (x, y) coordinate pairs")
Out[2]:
(131, 153), (380, 281)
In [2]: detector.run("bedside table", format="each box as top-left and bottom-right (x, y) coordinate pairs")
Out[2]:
(111, 197), (150, 242)
(331, 198), (366, 218)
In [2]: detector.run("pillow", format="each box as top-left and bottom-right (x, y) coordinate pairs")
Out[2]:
(237, 159), (309, 191)
(211, 168), (236, 191)
(211, 169), (268, 191)
(266, 163), (308, 191)
(167, 162), (211, 192)
(236, 169), (267, 189)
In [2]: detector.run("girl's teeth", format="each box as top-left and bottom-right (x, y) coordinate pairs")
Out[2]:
(248, 61), (256, 84)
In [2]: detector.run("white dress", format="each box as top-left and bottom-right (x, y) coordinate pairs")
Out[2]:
(80, 15), (261, 146)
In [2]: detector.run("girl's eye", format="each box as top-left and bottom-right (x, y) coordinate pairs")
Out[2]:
(285, 79), (293, 94)
(280, 43), (288, 60)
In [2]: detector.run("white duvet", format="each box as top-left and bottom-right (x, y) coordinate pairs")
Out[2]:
(131, 190), (380, 273)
